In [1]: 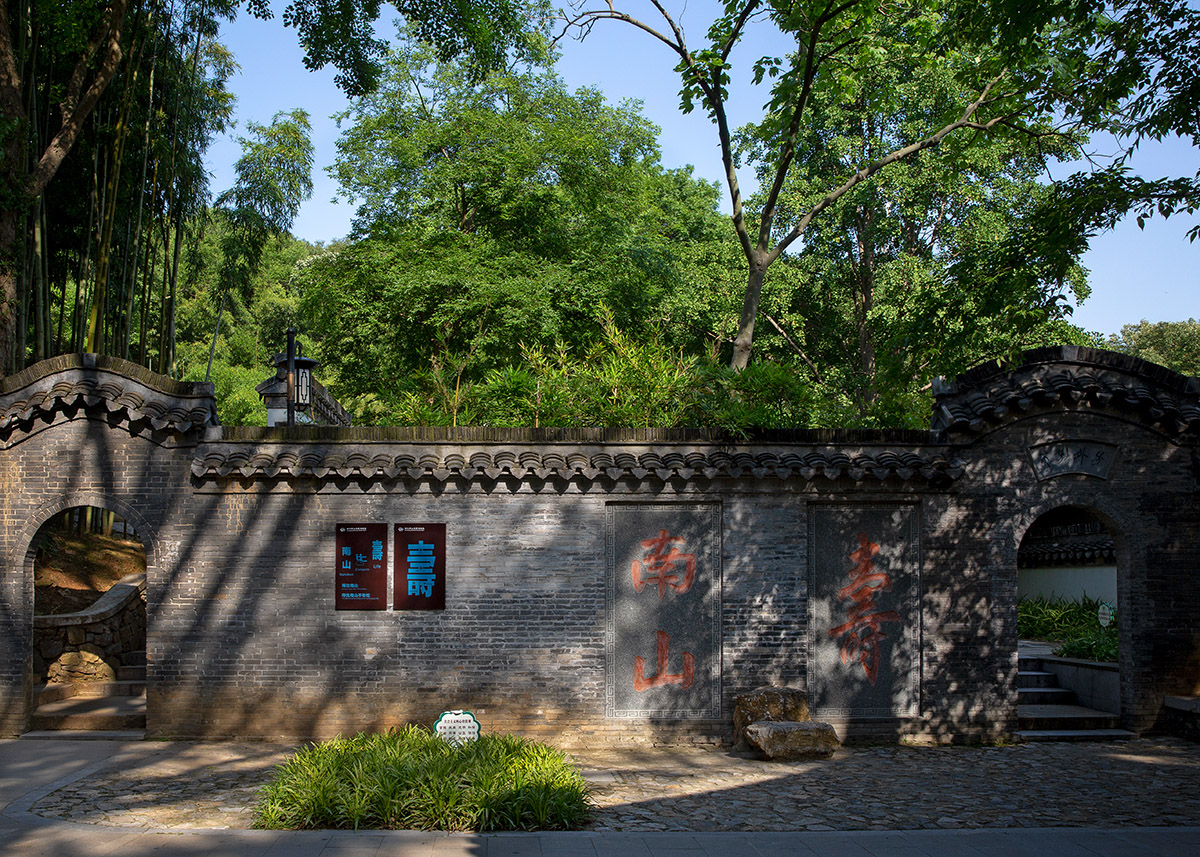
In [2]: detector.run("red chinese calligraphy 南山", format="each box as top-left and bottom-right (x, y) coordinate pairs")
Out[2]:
(828, 532), (901, 685)
(632, 529), (696, 599)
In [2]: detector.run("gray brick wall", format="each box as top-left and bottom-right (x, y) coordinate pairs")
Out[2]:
(2, 351), (1197, 742)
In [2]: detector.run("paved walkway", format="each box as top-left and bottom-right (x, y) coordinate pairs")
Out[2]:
(3, 737), (1200, 855)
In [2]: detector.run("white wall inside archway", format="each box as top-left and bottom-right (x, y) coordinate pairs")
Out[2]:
(1018, 565), (1117, 603)
(1018, 506), (1117, 604)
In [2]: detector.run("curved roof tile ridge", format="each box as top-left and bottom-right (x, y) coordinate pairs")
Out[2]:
(1, 354), (219, 440)
(187, 439), (964, 489)
(932, 347), (1200, 438)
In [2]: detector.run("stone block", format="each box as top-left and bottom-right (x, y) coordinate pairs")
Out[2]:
(743, 720), (840, 760)
(66, 627), (85, 645)
(732, 686), (810, 746)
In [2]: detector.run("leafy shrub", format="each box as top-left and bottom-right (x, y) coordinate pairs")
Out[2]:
(1018, 595), (1118, 662)
(254, 727), (593, 831)
(1055, 628), (1119, 662)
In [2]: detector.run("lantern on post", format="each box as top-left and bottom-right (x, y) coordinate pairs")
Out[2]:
(259, 330), (322, 427)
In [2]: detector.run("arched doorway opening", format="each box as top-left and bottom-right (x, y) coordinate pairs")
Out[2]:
(1015, 505), (1126, 739)
(28, 506), (148, 734)
(1019, 507), (1117, 613)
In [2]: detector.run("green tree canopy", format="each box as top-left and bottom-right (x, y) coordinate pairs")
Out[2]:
(556, 0), (1143, 370)
(217, 107), (314, 300)
(330, 36), (664, 256)
(735, 12), (1092, 424)
(1107, 319), (1200, 377)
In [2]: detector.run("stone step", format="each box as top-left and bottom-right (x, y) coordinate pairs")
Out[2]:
(1017, 656), (1045, 672)
(1017, 670), (1059, 689)
(1018, 703), (1122, 732)
(1018, 686), (1076, 705)
(34, 683), (76, 706)
(117, 664), (147, 681)
(71, 680), (146, 698)
(20, 729), (147, 740)
(1017, 728), (1137, 742)
(30, 695), (146, 731)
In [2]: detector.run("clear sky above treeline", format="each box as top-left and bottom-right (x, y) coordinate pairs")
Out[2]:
(206, 4), (1198, 340)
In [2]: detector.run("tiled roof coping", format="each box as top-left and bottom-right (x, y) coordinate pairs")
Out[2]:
(0, 354), (219, 441)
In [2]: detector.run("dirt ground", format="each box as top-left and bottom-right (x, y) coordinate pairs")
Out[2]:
(33, 523), (145, 615)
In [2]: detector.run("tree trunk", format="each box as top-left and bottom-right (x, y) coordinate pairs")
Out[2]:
(31, 195), (45, 361)
(855, 215), (878, 417)
(731, 260), (768, 371)
(0, 207), (19, 375)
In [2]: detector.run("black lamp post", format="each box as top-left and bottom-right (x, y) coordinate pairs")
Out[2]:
(267, 329), (317, 428)
(286, 328), (296, 427)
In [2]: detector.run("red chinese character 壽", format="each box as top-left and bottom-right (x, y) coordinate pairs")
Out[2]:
(828, 532), (901, 685)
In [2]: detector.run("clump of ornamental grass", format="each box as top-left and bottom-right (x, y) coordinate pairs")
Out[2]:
(254, 726), (593, 831)
(1018, 595), (1118, 662)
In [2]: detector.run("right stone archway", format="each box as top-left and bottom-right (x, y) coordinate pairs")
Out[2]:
(933, 345), (1200, 736)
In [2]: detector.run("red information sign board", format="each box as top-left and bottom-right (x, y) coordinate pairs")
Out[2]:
(335, 523), (388, 610)
(394, 523), (446, 610)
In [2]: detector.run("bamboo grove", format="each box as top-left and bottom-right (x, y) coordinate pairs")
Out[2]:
(2, 0), (236, 377)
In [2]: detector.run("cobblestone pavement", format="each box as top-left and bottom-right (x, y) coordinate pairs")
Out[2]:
(26, 738), (1200, 832)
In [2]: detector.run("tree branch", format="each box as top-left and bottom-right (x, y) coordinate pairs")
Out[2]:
(757, 0), (866, 251)
(762, 311), (823, 382)
(720, 0), (762, 63)
(556, 5), (687, 60)
(768, 72), (1011, 263)
(30, 0), (128, 198)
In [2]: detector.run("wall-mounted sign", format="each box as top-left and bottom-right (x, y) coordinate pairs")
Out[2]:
(335, 523), (387, 610)
(1098, 602), (1115, 627)
(394, 523), (446, 610)
(434, 709), (480, 745)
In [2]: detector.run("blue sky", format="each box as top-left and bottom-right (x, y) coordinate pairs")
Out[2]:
(206, 5), (1197, 339)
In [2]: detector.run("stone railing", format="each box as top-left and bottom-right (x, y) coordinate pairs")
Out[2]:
(33, 573), (146, 684)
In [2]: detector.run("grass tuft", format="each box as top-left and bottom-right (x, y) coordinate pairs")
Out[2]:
(1018, 595), (1118, 662)
(254, 727), (593, 831)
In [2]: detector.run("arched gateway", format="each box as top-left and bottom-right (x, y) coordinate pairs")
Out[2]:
(1, 348), (1197, 742)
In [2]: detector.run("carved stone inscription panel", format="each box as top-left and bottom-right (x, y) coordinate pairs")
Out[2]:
(1027, 440), (1117, 481)
(809, 505), (920, 718)
(606, 503), (721, 718)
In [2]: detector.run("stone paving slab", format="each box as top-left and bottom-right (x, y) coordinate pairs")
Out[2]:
(3, 826), (1200, 857)
(15, 737), (1200, 833)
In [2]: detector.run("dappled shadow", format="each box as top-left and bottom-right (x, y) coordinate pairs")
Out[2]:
(19, 737), (1200, 832)
(580, 739), (1200, 832)
(5, 348), (1200, 749)
(27, 741), (292, 828)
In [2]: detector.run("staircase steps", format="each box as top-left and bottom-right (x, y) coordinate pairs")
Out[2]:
(1017, 653), (1134, 742)
(26, 651), (146, 736)
(30, 694), (146, 731)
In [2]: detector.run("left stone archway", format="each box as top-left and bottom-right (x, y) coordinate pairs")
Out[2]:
(18, 493), (159, 733)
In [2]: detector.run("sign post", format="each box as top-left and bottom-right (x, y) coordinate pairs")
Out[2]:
(394, 523), (446, 610)
(434, 710), (481, 746)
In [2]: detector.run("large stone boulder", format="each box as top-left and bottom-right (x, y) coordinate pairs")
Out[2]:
(732, 686), (811, 747)
(743, 720), (840, 760)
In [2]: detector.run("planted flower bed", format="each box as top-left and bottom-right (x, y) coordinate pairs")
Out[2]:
(255, 727), (593, 831)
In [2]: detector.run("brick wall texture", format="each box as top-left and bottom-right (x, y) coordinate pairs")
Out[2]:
(1, 348), (1197, 744)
